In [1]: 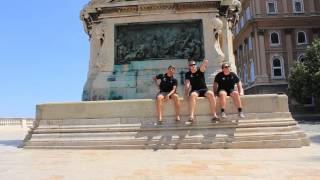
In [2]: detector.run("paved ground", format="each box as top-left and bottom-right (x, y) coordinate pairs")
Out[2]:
(0, 122), (320, 180)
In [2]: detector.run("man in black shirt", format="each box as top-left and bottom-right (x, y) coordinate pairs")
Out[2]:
(214, 63), (245, 118)
(153, 65), (180, 123)
(184, 59), (218, 123)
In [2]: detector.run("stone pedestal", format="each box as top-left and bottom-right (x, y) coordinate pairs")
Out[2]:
(81, 0), (239, 100)
(22, 94), (309, 149)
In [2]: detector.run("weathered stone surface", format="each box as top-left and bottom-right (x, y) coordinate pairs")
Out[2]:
(81, 0), (238, 100)
(22, 94), (309, 149)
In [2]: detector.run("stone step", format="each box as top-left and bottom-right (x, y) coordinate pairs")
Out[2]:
(26, 130), (306, 143)
(31, 120), (297, 134)
(23, 138), (309, 149)
(36, 117), (295, 129)
(29, 125), (302, 141)
(37, 112), (293, 126)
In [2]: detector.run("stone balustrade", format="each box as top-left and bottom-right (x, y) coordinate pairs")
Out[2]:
(0, 118), (34, 128)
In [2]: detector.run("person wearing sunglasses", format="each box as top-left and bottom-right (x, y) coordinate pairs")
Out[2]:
(213, 63), (245, 118)
(153, 65), (181, 124)
(184, 58), (219, 123)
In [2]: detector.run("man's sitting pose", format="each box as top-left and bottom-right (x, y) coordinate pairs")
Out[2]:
(184, 58), (218, 123)
(153, 65), (181, 123)
(213, 63), (245, 118)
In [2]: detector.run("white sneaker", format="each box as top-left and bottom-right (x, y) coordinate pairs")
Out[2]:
(221, 112), (227, 118)
(239, 112), (245, 118)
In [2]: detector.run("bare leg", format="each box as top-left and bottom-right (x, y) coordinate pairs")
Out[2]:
(219, 91), (227, 110)
(230, 91), (242, 109)
(205, 91), (218, 118)
(189, 92), (198, 120)
(171, 94), (181, 121)
(156, 94), (165, 121)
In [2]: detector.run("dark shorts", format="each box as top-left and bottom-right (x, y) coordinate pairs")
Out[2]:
(190, 89), (208, 97)
(218, 89), (236, 96)
(156, 92), (177, 99)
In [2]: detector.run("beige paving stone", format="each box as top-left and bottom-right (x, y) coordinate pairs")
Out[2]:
(1, 127), (320, 179)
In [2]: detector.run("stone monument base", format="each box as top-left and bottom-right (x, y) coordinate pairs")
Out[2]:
(22, 94), (309, 149)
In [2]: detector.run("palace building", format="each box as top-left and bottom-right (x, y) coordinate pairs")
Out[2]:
(234, 0), (320, 94)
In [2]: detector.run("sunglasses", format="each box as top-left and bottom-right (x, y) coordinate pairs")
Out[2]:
(223, 66), (230, 69)
(189, 64), (196, 67)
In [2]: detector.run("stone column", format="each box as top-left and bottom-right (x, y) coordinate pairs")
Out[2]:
(282, 0), (288, 14)
(285, 29), (294, 68)
(222, 18), (237, 73)
(255, 0), (261, 17)
(256, 29), (268, 83)
(309, 0), (316, 14)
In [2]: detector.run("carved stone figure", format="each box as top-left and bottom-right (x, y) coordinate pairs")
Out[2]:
(212, 17), (225, 59)
(228, 0), (242, 30)
(89, 24), (106, 72)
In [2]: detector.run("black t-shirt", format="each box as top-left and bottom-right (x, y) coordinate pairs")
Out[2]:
(156, 73), (177, 92)
(214, 72), (240, 91)
(185, 68), (207, 91)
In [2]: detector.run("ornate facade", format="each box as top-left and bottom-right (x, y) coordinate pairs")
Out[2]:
(234, 0), (320, 95)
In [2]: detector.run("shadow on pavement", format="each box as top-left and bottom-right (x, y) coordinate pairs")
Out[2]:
(0, 140), (22, 147)
(309, 135), (320, 144)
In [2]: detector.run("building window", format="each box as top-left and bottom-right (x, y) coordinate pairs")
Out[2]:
(270, 32), (280, 45)
(298, 54), (306, 62)
(244, 64), (248, 84)
(236, 24), (240, 34)
(271, 56), (284, 78)
(297, 31), (307, 44)
(267, 1), (277, 14)
(293, 0), (304, 13)
(250, 59), (255, 82)
(245, 7), (252, 20)
(240, 16), (244, 28)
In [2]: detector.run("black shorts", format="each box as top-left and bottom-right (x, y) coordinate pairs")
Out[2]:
(218, 89), (236, 96)
(156, 92), (177, 99)
(190, 89), (208, 97)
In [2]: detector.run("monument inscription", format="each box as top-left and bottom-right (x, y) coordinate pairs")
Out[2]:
(115, 20), (204, 64)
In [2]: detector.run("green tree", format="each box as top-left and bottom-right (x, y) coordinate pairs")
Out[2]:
(288, 38), (320, 105)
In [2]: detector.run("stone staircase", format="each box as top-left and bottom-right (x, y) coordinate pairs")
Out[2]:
(22, 94), (309, 149)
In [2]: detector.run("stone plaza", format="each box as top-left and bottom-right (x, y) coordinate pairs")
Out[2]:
(1, 122), (320, 179)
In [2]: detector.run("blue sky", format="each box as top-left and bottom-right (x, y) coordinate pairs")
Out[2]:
(0, 0), (90, 117)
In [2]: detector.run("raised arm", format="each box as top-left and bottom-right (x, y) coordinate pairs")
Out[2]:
(200, 59), (209, 72)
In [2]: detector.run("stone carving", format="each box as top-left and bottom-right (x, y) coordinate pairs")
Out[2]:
(227, 0), (242, 30)
(115, 21), (204, 64)
(213, 17), (225, 59)
(89, 24), (106, 72)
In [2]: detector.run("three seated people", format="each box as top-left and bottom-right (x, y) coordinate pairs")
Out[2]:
(153, 59), (245, 124)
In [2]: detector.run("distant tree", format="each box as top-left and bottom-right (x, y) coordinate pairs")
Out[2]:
(288, 38), (320, 105)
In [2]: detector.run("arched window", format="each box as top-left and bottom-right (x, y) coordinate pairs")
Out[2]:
(297, 31), (307, 44)
(270, 32), (280, 45)
(298, 54), (305, 62)
(271, 56), (284, 78)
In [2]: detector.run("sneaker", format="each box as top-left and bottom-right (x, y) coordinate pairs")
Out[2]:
(221, 112), (227, 118)
(238, 112), (245, 118)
